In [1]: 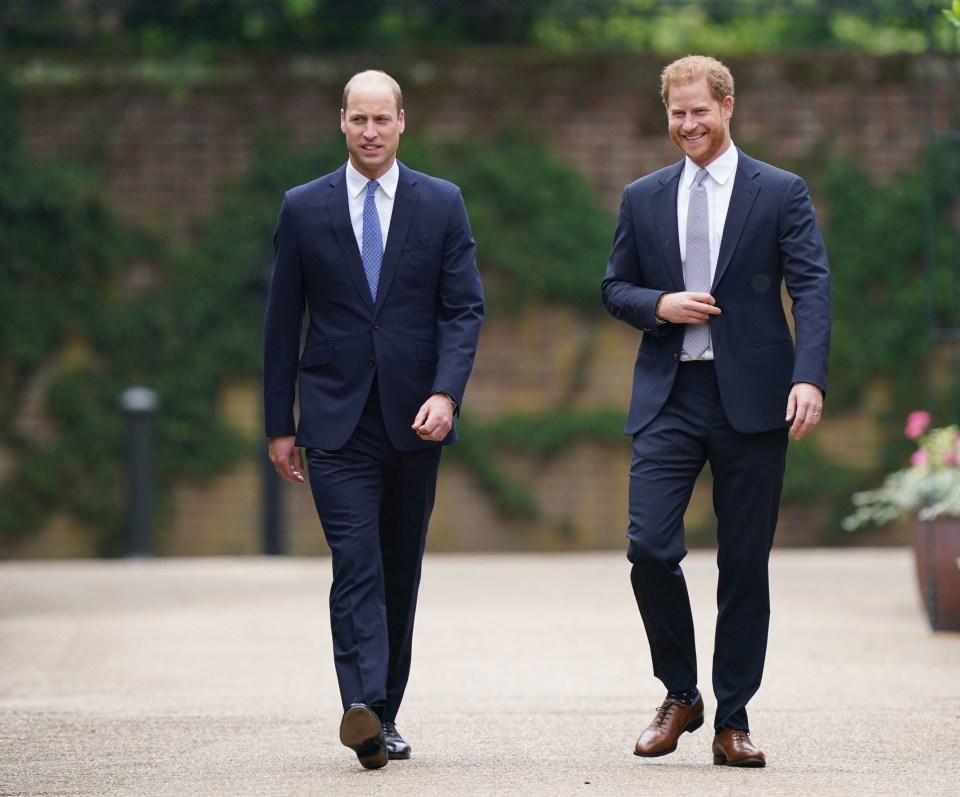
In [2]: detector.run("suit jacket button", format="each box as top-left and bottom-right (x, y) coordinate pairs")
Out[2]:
(368, 359), (375, 367)
(673, 353), (679, 361)
(373, 322), (380, 330)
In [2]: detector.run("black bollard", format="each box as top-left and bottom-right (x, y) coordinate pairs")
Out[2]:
(120, 387), (159, 558)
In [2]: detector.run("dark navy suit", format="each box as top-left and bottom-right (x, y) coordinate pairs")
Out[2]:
(264, 161), (483, 721)
(602, 150), (830, 731)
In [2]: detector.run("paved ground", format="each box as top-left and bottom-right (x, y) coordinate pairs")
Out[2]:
(0, 549), (958, 796)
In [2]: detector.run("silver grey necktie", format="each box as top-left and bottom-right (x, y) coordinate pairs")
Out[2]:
(682, 167), (711, 358)
(362, 180), (383, 301)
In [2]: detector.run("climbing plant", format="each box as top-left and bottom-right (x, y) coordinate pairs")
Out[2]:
(0, 74), (265, 553)
(3, 59), (955, 552)
(820, 144), (959, 473)
(0, 79), (619, 553)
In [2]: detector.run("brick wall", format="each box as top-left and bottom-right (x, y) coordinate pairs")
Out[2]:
(18, 52), (948, 229)
(10, 50), (942, 555)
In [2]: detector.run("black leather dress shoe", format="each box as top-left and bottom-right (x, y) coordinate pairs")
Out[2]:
(339, 704), (388, 769)
(382, 721), (411, 760)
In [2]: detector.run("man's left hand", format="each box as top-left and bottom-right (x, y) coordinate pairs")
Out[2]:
(786, 382), (823, 441)
(412, 394), (455, 441)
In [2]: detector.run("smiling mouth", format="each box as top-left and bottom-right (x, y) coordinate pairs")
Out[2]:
(683, 132), (707, 142)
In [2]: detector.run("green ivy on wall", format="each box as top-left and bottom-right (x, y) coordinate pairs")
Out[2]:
(0, 76), (621, 553)
(0, 71), (146, 551)
(820, 143), (959, 474)
(2, 62), (956, 552)
(0, 73), (268, 553)
(399, 133), (613, 317)
(449, 410), (629, 519)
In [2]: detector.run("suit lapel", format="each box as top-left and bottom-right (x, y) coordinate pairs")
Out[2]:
(375, 164), (418, 310)
(326, 165), (375, 311)
(653, 161), (685, 292)
(714, 151), (761, 289)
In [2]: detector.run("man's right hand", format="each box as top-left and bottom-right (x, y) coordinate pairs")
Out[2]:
(268, 435), (305, 484)
(656, 291), (721, 325)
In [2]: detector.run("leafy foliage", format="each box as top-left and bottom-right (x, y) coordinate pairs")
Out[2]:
(0, 73), (617, 551)
(0, 0), (937, 55)
(448, 410), (627, 519)
(0, 74), (263, 553)
(820, 142), (960, 468)
(1, 46), (956, 550)
(400, 133), (613, 317)
(536, 0), (931, 55)
(844, 421), (960, 529)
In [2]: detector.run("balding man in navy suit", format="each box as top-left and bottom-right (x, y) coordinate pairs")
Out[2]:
(602, 55), (830, 768)
(264, 70), (483, 770)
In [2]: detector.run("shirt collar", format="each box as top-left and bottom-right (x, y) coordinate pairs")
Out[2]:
(684, 143), (738, 187)
(346, 160), (400, 199)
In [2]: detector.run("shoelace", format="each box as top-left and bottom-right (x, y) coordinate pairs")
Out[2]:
(653, 701), (680, 726)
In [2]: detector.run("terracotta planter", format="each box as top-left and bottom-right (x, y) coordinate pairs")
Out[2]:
(911, 516), (960, 632)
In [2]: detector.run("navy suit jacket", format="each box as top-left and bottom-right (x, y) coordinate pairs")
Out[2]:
(263, 161), (484, 451)
(602, 150), (831, 435)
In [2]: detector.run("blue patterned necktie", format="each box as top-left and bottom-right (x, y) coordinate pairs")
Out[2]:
(682, 168), (711, 359)
(362, 180), (383, 301)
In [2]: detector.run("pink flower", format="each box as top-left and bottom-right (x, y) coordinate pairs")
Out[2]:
(944, 452), (958, 467)
(911, 450), (930, 466)
(905, 411), (932, 439)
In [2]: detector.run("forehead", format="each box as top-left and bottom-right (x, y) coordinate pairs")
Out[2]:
(344, 81), (398, 116)
(666, 78), (717, 109)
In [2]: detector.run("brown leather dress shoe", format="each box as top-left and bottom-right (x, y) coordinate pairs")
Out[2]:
(712, 728), (766, 767)
(634, 695), (705, 757)
(339, 704), (388, 770)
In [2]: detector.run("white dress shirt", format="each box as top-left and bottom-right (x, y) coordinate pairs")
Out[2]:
(346, 160), (399, 254)
(676, 143), (738, 360)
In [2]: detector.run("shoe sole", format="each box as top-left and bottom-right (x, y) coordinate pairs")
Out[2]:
(388, 750), (411, 761)
(634, 714), (704, 757)
(340, 706), (388, 770)
(713, 754), (766, 768)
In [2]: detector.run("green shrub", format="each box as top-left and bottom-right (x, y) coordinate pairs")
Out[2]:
(2, 60), (955, 551)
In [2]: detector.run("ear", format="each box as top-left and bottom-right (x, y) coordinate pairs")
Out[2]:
(340, 109), (346, 134)
(722, 95), (734, 120)
(398, 109), (405, 134)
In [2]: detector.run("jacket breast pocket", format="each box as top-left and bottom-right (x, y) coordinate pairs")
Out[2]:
(749, 337), (793, 351)
(403, 235), (441, 252)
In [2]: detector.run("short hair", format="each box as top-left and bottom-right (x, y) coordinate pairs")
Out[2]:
(660, 55), (735, 107)
(342, 70), (403, 115)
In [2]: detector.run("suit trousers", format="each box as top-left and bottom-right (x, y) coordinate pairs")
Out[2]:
(306, 377), (442, 722)
(626, 361), (788, 732)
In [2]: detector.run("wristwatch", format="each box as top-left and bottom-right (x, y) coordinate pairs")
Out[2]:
(433, 391), (458, 411)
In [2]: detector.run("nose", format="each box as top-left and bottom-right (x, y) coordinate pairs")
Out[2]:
(362, 122), (377, 139)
